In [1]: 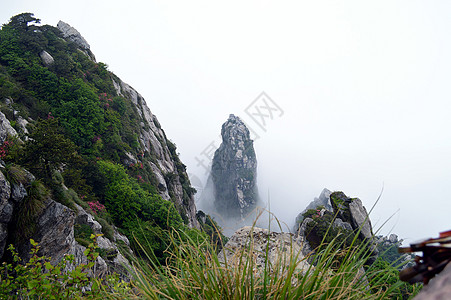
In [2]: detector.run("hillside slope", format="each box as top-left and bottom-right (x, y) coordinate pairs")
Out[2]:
(0, 13), (203, 267)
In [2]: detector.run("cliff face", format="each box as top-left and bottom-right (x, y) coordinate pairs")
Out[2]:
(111, 77), (198, 228)
(0, 13), (199, 270)
(211, 114), (259, 220)
(52, 20), (198, 227)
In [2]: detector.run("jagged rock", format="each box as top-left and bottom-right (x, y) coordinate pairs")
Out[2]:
(211, 114), (259, 219)
(293, 188), (333, 232)
(75, 204), (102, 234)
(389, 233), (398, 244)
(15, 116), (29, 136)
(113, 230), (130, 246)
(39, 50), (54, 66)
(57, 21), (90, 50)
(0, 170), (12, 258)
(348, 198), (373, 240)
(21, 199), (76, 265)
(295, 217), (314, 257)
(330, 191), (374, 240)
(10, 182), (27, 203)
(0, 223), (7, 259)
(112, 77), (198, 229)
(57, 21), (95, 61)
(0, 112), (18, 143)
(0, 171), (11, 216)
(333, 218), (353, 231)
(219, 226), (311, 275)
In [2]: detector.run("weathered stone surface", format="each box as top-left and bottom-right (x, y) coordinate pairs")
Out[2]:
(219, 226), (311, 275)
(293, 188), (333, 232)
(22, 199), (76, 265)
(295, 217), (314, 257)
(39, 50), (54, 66)
(348, 198), (373, 239)
(211, 114), (259, 220)
(75, 204), (102, 234)
(10, 182), (27, 203)
(333, 218), (353, 231)
(0, 223), (7, 258)
(414, 262), (451, 300)
(15, 116), (29, 136)
(112, 77), (199, 229)
(0, 112), (18, 144)
(57, 21), (90, 50)
(114, 230), (130, 246)
(57, 21), (96, 61)
(389, 233), (398, 244)
(0, 171), (11, 217)
(330, 191), (374, 240)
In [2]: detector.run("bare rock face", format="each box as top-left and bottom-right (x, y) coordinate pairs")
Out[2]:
(219, 226), (311, 275)
(21, 199), (76, 264)
(330, 192), (374, 240)
(39, 50), (54, 66)
(0, 171), (12, 258)
(57, 21), (90, 50)
(211, 114), (259, 220)
(57, 21), (96, 61)
(0, 111), (18, 143)
(112, 78), (199, 229)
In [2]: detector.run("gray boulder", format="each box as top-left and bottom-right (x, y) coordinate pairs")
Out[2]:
(219, 226), (311, 275)
(348, 198), (373, 240)
(333, 218), (353, 231)
(39, 50), (54, 66)
(0, 112), (18, 144)
(21, 199), (76, 265)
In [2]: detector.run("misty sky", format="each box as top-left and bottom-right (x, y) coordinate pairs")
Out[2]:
(2, 1), (451, 242)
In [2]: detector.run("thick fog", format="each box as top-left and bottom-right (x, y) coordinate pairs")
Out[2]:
(3, 1), (451, 242)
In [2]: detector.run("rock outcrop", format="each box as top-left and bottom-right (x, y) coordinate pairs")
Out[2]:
(330, 191), (374, 240)
(39, 50), (54, 66)
(57, 21), (95, 61)
(211, 114), (259, 220)
(219, 226), (311, 275)
(112, 77), (198, 229)
(293, 188), (333, 230)
(294, 189), (377, 259)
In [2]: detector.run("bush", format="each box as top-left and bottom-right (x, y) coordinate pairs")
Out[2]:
(15, 180), (48, 241)
(0, 235), (131, 299)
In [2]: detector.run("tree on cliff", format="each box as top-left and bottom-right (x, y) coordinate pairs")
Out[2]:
(20, 117), (79, 181)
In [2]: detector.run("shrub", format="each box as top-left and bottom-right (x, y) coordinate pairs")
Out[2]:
(0, 235), (131, 298)
(15, 180), (48, 241)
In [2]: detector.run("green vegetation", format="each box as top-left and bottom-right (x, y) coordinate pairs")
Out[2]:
(0, 12), (208, 266)
(0, 235), (130, 299)
(0, 13), (422, 299)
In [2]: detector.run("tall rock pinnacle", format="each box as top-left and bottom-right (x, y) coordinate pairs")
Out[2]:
(211, 114), (259, 219)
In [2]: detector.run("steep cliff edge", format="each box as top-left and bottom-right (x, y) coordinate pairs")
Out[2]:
(211, 114), (259, 220)
(0, 12), (200, 271)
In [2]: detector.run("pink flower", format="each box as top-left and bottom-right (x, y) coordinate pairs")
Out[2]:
(88, 201), (106, 214)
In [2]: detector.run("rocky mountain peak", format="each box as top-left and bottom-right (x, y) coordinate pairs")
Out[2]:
(57, 21), (90, 50)
(57, 21), (95, 61)
(211, 114), (259, 220)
